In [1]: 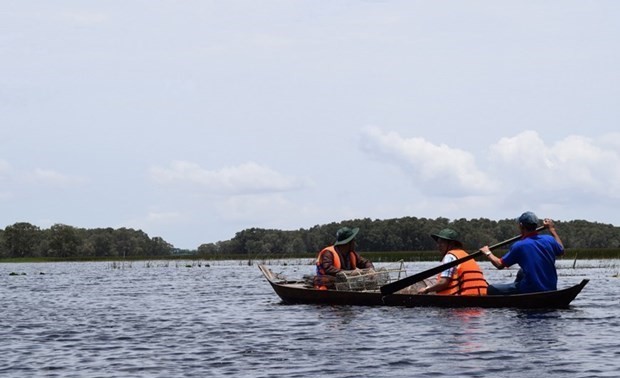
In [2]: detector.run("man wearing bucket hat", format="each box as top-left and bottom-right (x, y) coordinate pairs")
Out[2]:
(418, 228), (488, 295)
(481, 211), (564, 295)
(313, 226), (375, 290)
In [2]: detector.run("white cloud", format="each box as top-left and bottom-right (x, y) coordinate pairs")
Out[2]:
(360, 126), (499, 196)
(23, 168), (86, 187)
(489, 131), (620, 199)
(149, 161), (311, 195)
(0, 161), (84, 188)
(214, 194), (294, 222)
(357, 128), (620, 226)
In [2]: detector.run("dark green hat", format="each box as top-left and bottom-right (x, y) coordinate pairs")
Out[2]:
(334, 227), (359, 246)
(431, 228), (461, 243)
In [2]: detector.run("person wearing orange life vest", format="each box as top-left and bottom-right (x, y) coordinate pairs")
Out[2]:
(418, 228), (488, 296)
(314, 226), (375, 290)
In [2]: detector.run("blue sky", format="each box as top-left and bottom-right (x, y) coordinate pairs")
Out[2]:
(2, 1), (619, 249)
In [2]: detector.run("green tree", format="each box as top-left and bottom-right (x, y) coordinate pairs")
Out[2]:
(3, 222), (41, 258)
(150, 236), (174, 256)
(48, 224), (81, 258)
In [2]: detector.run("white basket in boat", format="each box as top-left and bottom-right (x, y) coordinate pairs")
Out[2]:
(334, 265), (406, 292)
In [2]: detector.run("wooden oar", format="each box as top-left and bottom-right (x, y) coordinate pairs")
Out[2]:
(380, 225), (545, 295)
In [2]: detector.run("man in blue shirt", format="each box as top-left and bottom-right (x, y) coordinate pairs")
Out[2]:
(481, 211), (565, 295)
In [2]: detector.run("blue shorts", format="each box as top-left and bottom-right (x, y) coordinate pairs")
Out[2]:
(487, 282), (519, 295)
(487, 269), (523, 295)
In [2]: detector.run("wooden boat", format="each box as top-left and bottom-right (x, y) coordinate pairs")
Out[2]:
(258, 265), (589, 309)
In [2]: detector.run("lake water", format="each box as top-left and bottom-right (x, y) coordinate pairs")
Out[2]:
(1, 259), (619, 378)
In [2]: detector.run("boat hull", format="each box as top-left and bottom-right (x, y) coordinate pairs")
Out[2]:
(259, 265), (588, 309)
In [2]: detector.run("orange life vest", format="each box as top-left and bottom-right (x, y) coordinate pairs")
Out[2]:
(314, 246), (358, 290)
(436, 248), (488, 296)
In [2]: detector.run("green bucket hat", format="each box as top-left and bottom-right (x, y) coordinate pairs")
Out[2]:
(334, 227), (359, 246)
(431, 228), (462, 243)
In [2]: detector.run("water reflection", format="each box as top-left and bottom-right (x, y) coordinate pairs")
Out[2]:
(317, 305), (360, 326)
(440, 308), (487, 353)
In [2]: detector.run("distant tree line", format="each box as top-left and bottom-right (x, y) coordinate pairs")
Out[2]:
(0, 222), (175, 259)
(3, 217), (619, 260)
(197, 217), (620, 258)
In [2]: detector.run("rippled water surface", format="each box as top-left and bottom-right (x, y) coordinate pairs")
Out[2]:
(1, 259), (619, 377)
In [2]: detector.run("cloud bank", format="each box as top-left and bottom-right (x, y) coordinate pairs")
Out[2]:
(360, 127), (620, 215)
